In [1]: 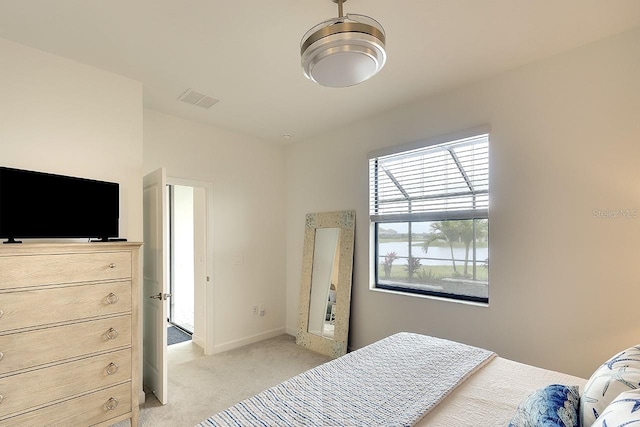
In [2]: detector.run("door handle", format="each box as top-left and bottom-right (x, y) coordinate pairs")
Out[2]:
(149, 292), (172, 300)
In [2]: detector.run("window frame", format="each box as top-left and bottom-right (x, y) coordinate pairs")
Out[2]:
(368, 127), (490, 304)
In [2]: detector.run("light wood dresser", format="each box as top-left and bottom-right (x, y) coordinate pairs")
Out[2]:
(0, 242), (142, 426)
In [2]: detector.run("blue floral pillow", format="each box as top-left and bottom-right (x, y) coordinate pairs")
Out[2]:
(509, 384), (580, 427)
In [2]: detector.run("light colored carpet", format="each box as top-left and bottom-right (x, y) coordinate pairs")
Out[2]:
(116, 334), (331, 427)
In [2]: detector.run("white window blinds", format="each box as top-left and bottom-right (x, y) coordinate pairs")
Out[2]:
(369, 133), (489, 222)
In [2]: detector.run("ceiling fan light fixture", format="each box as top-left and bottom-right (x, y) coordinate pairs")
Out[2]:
(301, 3), (386, 88)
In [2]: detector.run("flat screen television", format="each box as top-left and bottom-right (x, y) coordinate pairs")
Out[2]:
(0, 166), (119, 243)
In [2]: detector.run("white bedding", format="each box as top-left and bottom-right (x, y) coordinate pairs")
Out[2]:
(198, 333), (587, 426)
(199, 333), (495, 427)
(416, 356), (587, 426)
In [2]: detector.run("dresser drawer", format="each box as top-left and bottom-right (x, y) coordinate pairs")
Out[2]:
(0, 348), (131, 418)
(0, 251), (131, 290)
(0, 315), (131, 375)
(0, 382), (132, 427)
(0, 281), (131, 333)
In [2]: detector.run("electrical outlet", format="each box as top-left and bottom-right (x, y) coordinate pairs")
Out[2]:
(259, 304), (265, 317)
(253, 305), (258, 316)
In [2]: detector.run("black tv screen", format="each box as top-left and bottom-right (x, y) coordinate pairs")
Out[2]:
(0, 167), (119, 242)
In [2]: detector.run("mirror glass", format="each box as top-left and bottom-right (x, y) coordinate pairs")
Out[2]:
(296, 210), (355, 358)
(307, 228), (340, 339)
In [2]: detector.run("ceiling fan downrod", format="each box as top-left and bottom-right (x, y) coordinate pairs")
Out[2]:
(333, 0), (345, 18)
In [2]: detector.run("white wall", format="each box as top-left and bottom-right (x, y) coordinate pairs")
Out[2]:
(143, 109), (287, 352)
(0, 38), (143, 241)
(285, 28), (640, 378)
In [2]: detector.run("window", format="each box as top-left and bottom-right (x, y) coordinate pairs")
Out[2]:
(369, 130), (489, 303)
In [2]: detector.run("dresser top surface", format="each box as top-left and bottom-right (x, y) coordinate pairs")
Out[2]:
(0, 241), (143, 255)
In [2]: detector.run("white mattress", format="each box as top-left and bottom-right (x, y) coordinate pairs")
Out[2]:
(415, 356), (587, 426)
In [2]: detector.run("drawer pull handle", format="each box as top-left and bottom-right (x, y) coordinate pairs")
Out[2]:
(0, 394), (3, 404)
(106, 293), (119, 304)
(106, 362), (119, 375)
(105, 328), (119, 340)
(0, 309), (4, 318)
(105, 397), (119, 411)
(109, 263), (116, 269)
(0, 352), (4, 361)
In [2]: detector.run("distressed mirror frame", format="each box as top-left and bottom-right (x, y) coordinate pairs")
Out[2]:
(296, 210), (355, 358)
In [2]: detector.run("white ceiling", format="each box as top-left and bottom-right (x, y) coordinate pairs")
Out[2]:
(1, 1), (639, 144)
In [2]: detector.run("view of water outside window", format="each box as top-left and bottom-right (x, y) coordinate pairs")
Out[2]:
(376, 219), (488, 299)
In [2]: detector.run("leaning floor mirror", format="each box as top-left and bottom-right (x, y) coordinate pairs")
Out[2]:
(296, 210), (355, 358)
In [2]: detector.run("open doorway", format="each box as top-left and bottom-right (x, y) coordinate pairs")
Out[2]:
(143, 169), (214, 405)
(165, 181), (209, 350)
(167, 184), (194, 342)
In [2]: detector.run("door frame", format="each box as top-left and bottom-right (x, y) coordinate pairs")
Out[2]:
(167, 176), (215, 355)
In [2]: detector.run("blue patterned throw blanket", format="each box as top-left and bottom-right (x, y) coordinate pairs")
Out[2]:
(198, 332), (496, 427)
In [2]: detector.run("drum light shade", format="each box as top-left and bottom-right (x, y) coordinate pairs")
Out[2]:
(301, 11), (386, 88)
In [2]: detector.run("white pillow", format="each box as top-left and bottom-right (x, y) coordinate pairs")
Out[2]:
(591, 389), (640, 427)
(580, 345), (640, 427)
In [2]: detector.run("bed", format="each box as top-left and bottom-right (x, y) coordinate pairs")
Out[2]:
(197, 333), (640, 427)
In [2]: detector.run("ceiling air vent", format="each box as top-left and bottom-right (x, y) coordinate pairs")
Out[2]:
(177, 89), (219, 109)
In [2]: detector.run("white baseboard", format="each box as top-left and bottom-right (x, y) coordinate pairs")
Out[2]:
(192, 333), (205, 348)
(285, 326), (297, 336)
(212, 327), (287, 354)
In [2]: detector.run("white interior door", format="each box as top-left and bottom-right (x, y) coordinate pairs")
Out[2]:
(143, 167), (168, 404)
